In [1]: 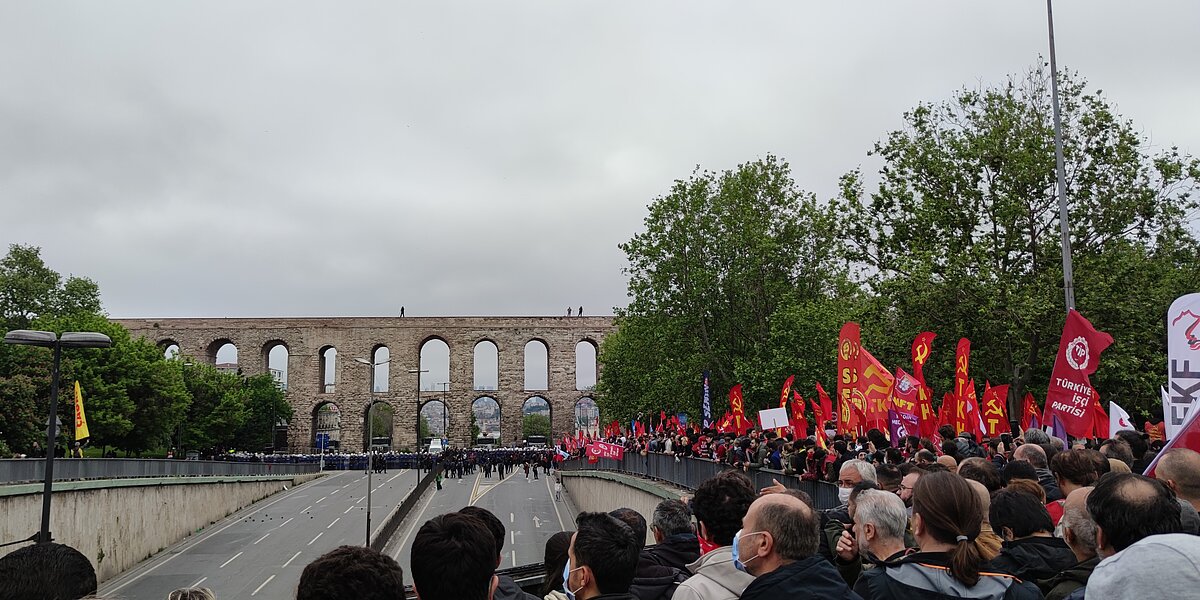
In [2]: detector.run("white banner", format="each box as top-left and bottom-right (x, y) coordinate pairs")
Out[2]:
(757, 407), (789, 430)
(1167, 293), (1200, 439)
(1110, 401), (1136, 435)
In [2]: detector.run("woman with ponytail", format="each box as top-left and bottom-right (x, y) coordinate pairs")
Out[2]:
(855, 472), (1041, 600)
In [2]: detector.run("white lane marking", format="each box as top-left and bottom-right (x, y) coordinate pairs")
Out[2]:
(190, 577), (208, 588)
(102, 470), (347, 594)
(251, 574), (275, 596)
(301, 505), (313, 513)
(219, 551), (243, 569)
(308, 532), (323, 545)
(547, 472), (567, 531)
(511, 550), (517, 567)
(388, 473), (400, 483)
(510, 513), (514, 523)
(344, 505), (355, 514)
(316, 496), (327, 503)
(510, 531), (516, 545)
(278, 517), (294, 529)
(253, 533), (270, 545)
(328, 517), (340, 529)
(282, 551), (302, 568)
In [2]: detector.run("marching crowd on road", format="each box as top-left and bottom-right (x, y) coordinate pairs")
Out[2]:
(3, 425), (1200, 599)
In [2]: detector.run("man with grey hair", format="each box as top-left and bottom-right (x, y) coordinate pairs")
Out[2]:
(643, 498), (701, 573)
(1155, 448), (1200, 512)
(850, 490), (913, 596)
(1038, 487), (1097, 600)
(1014, 443), (1063, 501)
(1023, 428), (1050, 445)
(736, 494), (859, 600)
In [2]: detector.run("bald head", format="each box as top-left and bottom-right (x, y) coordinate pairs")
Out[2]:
(1061, 486), (1096, 560)
(936, 455), (957, 472)
(966, 479), (991, 524)
(743, 492), (819, 567)
(1156, 449), (1200, 505)
(1087, 473), (1182, 555)
(1013, 443), (1048, 468)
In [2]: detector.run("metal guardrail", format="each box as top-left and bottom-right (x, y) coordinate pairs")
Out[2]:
(560, 452), (841, 510)
(0, 458), (319, 485)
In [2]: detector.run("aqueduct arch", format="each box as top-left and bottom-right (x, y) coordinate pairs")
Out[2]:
(114, 316), (615, 451)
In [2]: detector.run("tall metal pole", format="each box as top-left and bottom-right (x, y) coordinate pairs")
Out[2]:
(365, 401), (373, 547)
(1047, 0), (1076, 311)
(39, 343), (62, 544)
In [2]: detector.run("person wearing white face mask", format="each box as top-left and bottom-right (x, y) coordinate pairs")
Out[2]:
(734, 493), (861, 600)
(555, 512), (641, 600)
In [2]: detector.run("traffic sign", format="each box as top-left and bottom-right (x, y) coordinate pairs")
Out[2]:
(315, 433), (330, 449)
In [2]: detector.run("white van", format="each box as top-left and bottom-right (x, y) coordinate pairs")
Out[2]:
(426, 439), (445, 453)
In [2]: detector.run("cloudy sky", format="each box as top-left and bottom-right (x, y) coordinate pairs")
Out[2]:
(2, 1), (1196, 319)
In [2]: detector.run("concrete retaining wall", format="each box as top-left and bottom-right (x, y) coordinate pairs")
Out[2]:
(560, 471), (685, 546)
(0, 473), (321, 582)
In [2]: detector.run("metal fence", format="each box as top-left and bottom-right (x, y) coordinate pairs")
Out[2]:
(0, 458), (320, 485)
(560, 452), (840, 510)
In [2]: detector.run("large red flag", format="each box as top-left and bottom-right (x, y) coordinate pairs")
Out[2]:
(779, 375), (795, 409)
(838, 323), (862, 435)
(912, 331), (936, 386)
(1144, 407), (1200, 477)
(981, 383), (1011, 438)
(790, 391), (808, 438)
(952, 338), (971, 435)
(815, 381), (834, 430)
(963, 379), (985, 438)
(1043, 310), (1114, 438)
(729, 384), (752, 436)
(891, 368), (921, 417)
(1020, 393), (1040, 432)
(809, 398), (828, 449)
(860, 347), (895, 432)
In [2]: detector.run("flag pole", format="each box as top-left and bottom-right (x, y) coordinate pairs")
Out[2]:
(1047, 0), (1076, 311)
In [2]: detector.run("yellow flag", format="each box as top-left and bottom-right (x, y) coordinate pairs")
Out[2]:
(74, 381), (90, 440)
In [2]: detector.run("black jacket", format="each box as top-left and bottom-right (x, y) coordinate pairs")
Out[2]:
(494, 574), (540, 600)
(1035, 468), (1064, 502)
(855, 551), (1042, 600)
(740, 556), (862, 600)
(642, 534), (701, 573)
(628, 553), (683, 600)
(1038, 556), (1099, 600)
(988, 536), (1076, 583)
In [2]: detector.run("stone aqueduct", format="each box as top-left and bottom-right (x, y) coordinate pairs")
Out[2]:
(114, 316), (615, 451)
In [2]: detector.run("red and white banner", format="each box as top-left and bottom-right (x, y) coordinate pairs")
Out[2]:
(1044, 310), (1113, 439)
(1167, 293), (1200, 439)
(586, 441), (624, 461)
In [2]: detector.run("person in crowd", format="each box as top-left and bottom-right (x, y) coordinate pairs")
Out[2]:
(296, 545), (405, 600)
(1022, 428), (1049, 445)
(541, 531), (575, 598)
(1098, 438), (1133, 468)
(0, 542), (97, 600)
(874, 464), (901, 494)
(411, 512), (498, 600)
(998, 460), (1037, 486)
(168, 588), (217, 600)
(1045, 449), (1106, 526)
(1086, 472), (1182, 561)
(1154, 448), (1200, 512)
(935, 455), (957, 473)
(674, 471), (757, 600)
(987, 488), (1075, 582)
(1012, 443), (1062, 501)
(459, 506), (540, 600)
(913, 449), (936, 467)
(563, 512), (642, 600)
(644, 499), (700, 572)
(856, 472), (1040, 600)
(965, 479), (1001, 561)
(819, 460), (878, 563)
(1113, 430), (1151, 473)
(847, 490), (912, 597)
(1037, 487), (1097, 600)
(609, 507), (678, 600)
(957, 458), (1001, 493)
(897, 468), (922, 514)
(1084, 533), (1200, 596)
(736, 493), (860, 600)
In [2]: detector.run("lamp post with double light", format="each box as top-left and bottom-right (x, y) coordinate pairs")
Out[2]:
(408, 367), (429, 485)
(4, 329), (112, 544)
(354, 356), (390, 547)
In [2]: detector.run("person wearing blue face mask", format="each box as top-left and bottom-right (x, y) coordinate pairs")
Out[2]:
(558, 512), (641, 600)
(736, 494), (862, 600)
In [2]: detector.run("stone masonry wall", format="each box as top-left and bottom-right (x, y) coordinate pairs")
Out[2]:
(113, 317), (615, 450)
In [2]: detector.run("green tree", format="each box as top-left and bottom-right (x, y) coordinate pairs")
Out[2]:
(179, 362), (246, 453)
(836, 64), (1199, 418)
(522, 413), (550, 439)
(232, 373), (293, 452)
(598, 155), (859, 421)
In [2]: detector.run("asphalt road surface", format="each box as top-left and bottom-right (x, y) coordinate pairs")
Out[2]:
(386, 465), (578, 578)
(100, 469), (418, 600)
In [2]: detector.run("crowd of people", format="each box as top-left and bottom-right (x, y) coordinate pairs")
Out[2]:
(2, 425), (1198, 599)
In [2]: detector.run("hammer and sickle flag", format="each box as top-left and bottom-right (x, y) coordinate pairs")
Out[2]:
(74, 381), (91, 441)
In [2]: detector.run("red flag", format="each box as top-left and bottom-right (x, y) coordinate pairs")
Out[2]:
(952, 338), (971, 435)
(860, 347), (895, 432)
(891, 368), (920, 417)
(981, 383), (1011, 438)
(911, 331), (936, 386)
(963, 379), (985, 438)
(1144, 407), (1200, 477)
(938, 393), (955, 429)
(1043, 310), (1114, 438)
(1092, 396), (1110, 439)
(790, 390), (808, 438)
(810, 398), (828, 449)
(837, 323), (862, 435)
(1020, 393), (1040, 432)
(815, 381), (833, 430)
(779, 375), (795, 409)
(729, 384), (752, 435)
(1145, 421), (1166, 443)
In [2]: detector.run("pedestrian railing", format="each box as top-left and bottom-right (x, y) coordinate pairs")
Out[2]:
(560, 452), (840, 510)
(0, 458), (319, 485)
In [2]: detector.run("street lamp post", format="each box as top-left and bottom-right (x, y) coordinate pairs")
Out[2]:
(4, 330), (112, 544)
(408, 368), (429, 487)
(354, 357), (391, 548)
(439, 382), (449, 443)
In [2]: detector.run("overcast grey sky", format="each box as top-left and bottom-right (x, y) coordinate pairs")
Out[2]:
(2, 1), (1196, 318)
